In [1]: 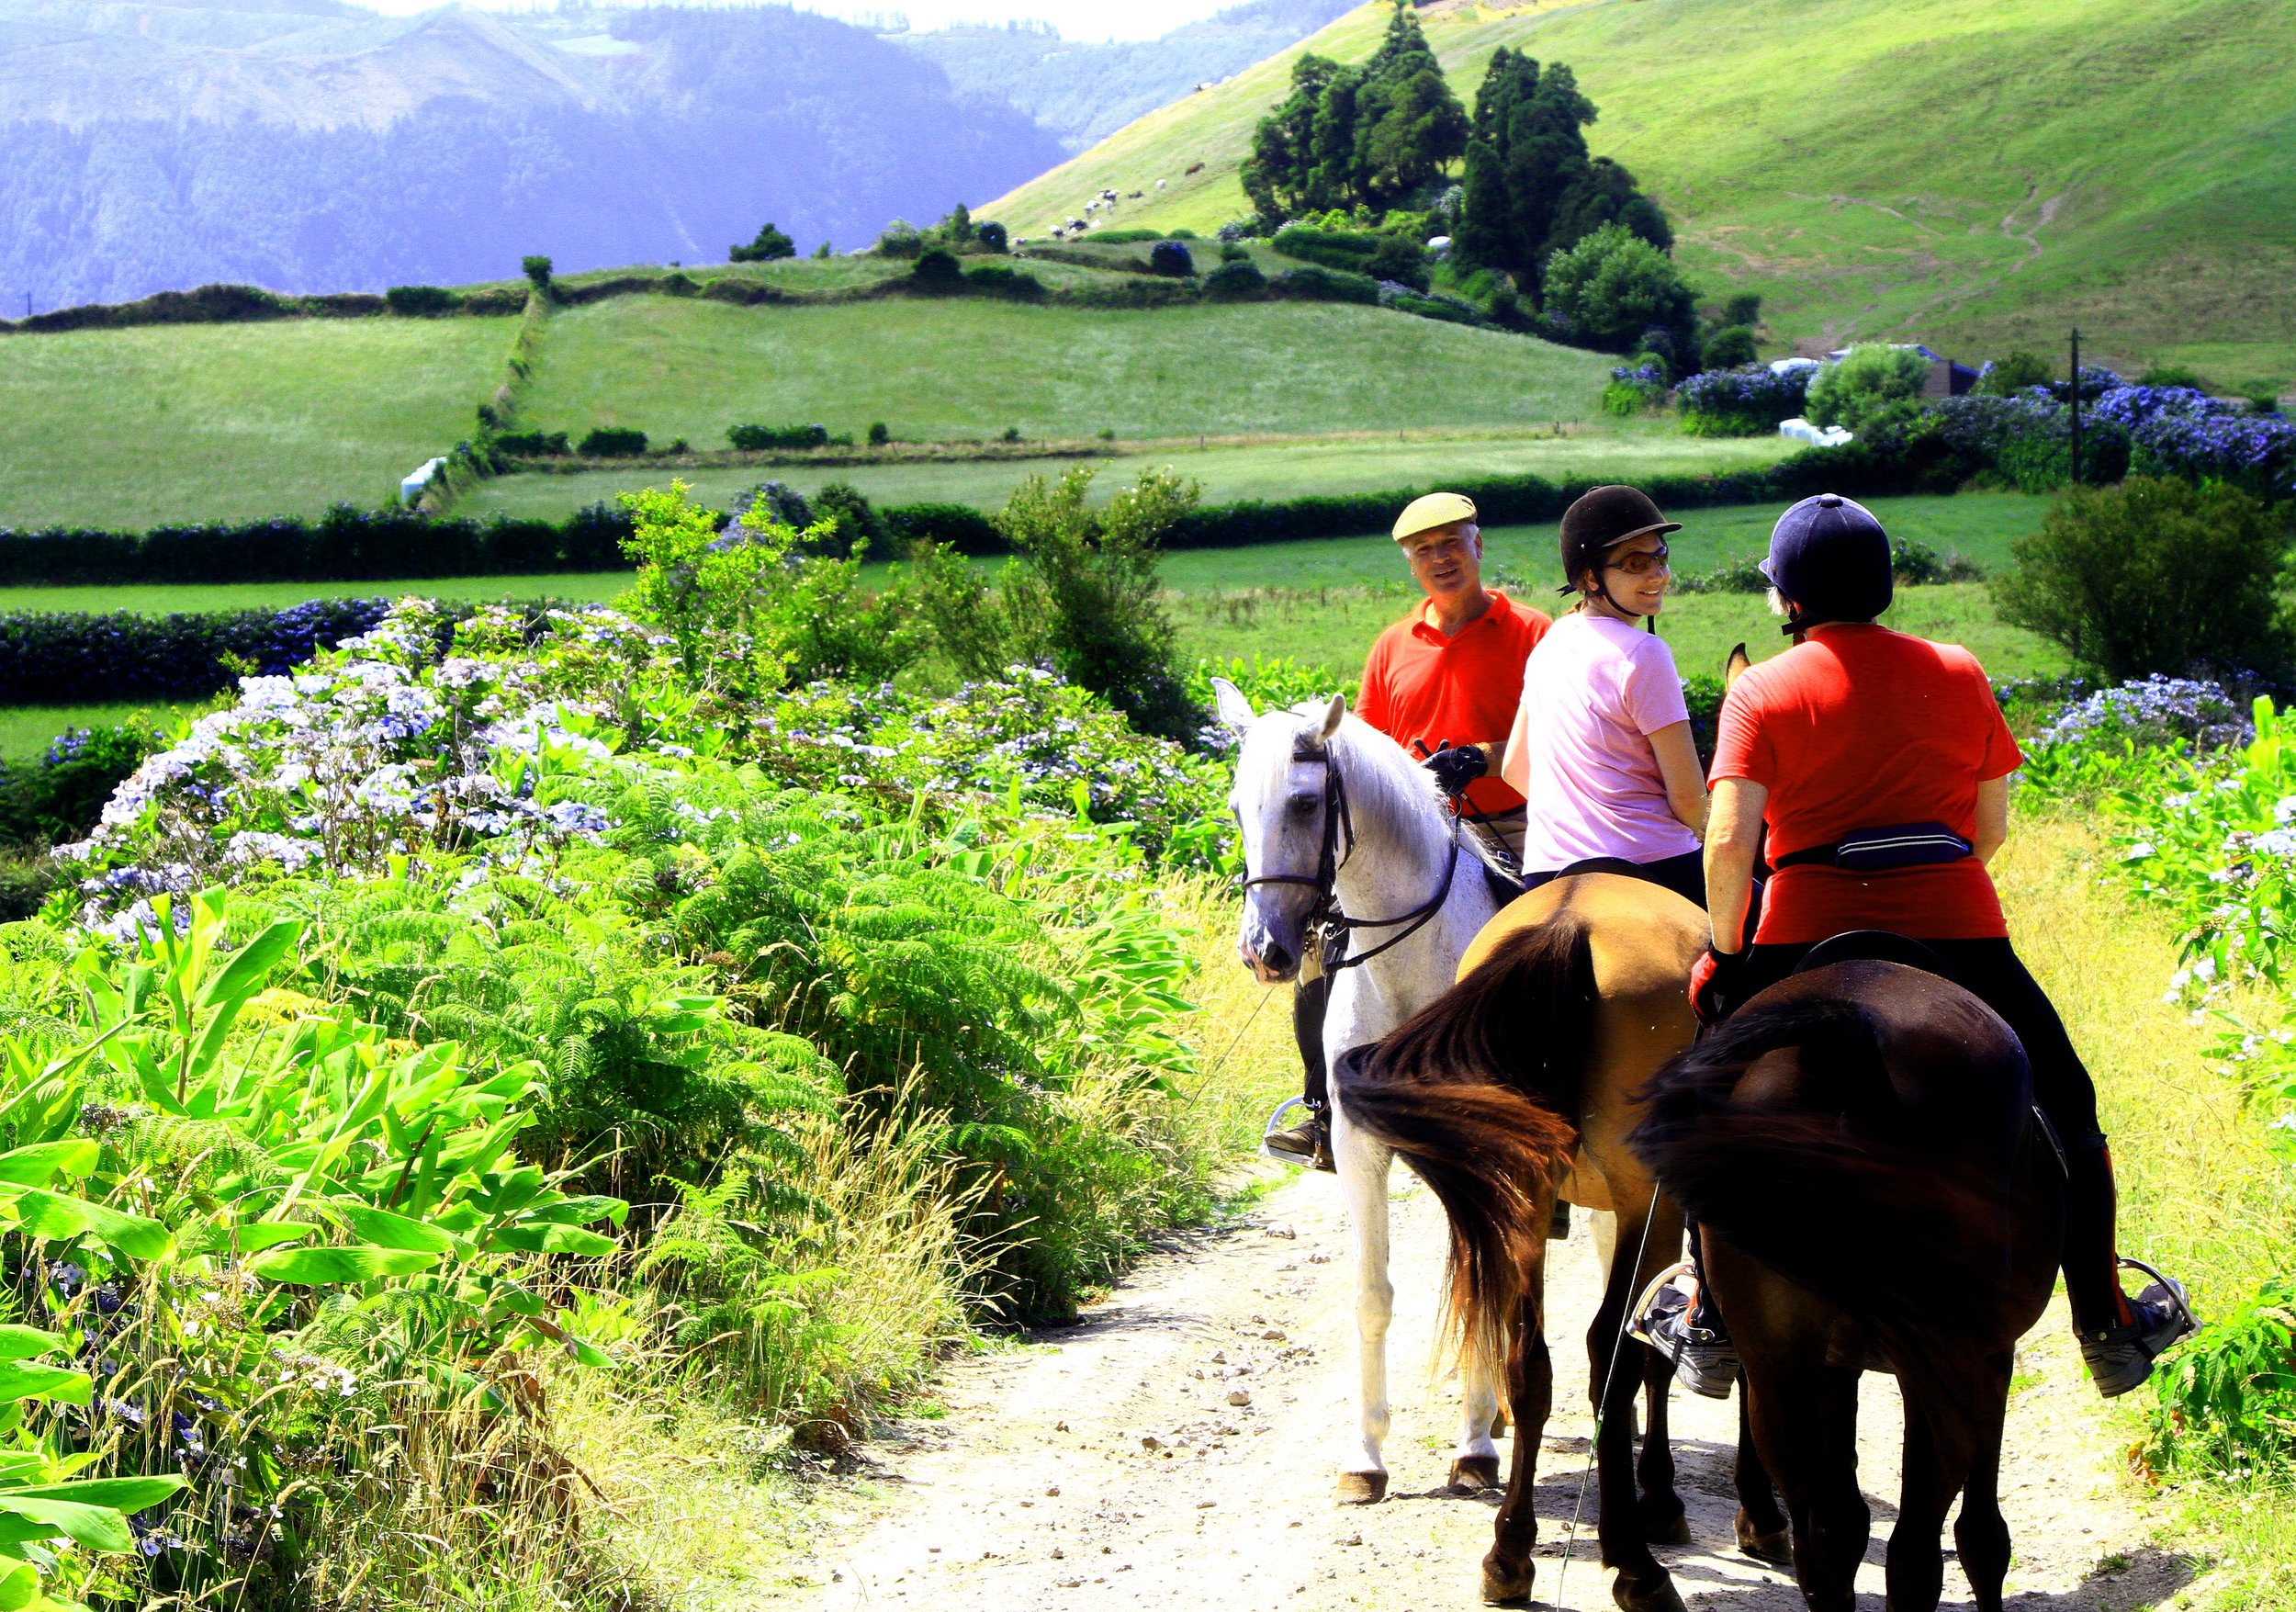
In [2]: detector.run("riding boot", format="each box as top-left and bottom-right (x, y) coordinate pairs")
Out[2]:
(1263, 943), (1337, 1172)
(2064, 1139), (2196, 1396)
(2059, 1140), (2131, 1335)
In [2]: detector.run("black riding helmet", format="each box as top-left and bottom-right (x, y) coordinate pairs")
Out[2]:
(1558, 485), (1681, 618)
(1761, 493), (1893, 635)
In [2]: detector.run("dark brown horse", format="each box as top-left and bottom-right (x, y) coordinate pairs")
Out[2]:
(1335, 871), (1705, 1611)
(1631, 955), (2064, 1612)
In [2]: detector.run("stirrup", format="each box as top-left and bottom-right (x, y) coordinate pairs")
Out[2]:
(1259, 1096), (1325, 1167)
(2118, 1255), (2198, 1328)
(1626, 1260), (1698, 1349)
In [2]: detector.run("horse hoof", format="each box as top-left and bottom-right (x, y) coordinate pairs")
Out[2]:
(1612, 1573), (1687, 1612)
(1642, 1507), (1692, 1545)
(1480, 1559), (1533, 1606)
(1734, 1509), (1793, 1565)
(1335, 1471), (1388, 1505)
(1448, 1455), (1502, 1494)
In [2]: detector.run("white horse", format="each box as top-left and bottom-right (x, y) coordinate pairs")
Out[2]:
(1216, 681), (1514, 1501)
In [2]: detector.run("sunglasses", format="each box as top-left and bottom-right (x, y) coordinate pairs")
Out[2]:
(1605, 545), (1671, 577)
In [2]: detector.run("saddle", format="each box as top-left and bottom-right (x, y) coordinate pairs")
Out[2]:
(1790, 929), (1956, 984)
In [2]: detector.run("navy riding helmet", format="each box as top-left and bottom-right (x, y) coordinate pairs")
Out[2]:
(1760, 493), (1892, 634)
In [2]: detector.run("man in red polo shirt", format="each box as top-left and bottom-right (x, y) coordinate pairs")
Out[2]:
(1263, 491), (1549, 1168)
(1358, 490), (1550, 862)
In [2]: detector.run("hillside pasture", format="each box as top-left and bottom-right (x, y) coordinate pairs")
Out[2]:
(516, 294), (1614, 448)
(453, 417), (1796, 522)
(0, 316), (516, 530)
(987, 0), (2296, 388)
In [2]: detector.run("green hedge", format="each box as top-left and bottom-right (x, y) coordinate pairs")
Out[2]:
(1, 281), (524, 333)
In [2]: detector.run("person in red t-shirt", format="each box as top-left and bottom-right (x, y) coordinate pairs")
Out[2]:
(1643, 494), (2194, 1403)
(1262, 491), (1551, 1170)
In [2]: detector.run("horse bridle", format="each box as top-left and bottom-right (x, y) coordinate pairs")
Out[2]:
(1237, 746), (1467, 973)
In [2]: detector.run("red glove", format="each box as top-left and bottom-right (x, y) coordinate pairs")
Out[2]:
(1688, 945), (1745, 1023)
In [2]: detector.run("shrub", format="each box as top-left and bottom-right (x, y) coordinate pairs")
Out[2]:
(1268, 265), (1379, 305)
(977, 220), (1009, 254)
(869, 421), (892, 446)
(2148, 1278), (2296, 1477)
(727, 422), (832, 452)
(2253, 392), (2284, 417)
(1220, 242), (1250, 264)
(1202, 259), (1267, 301)
(914, 466), (1201, 742)
(1994, 477), (2294, 682)
(730, 221), (796, 263)
(963, 264), (1046, 300)
(1806, 344), (1931, 431)
(1150, 241), (1197, 277)
(875, 219), (926, 258)
(1975, 351), (2055, 395)
(494, 429), (570, 456)
(1270, 224), (1382, 273)
(1367, 235), (1430, 292)
(1168, 228), (1199, 241)
(1699, 324), (1759, 370)
(2137, 363), (2209, 391)
(521, 254), (553, 289)
(384, 284), (458, 316)
(1540, 223), (1695, 354)
(1677, 364), (1811, 436)
(0, 719), (166, 844)
(811, 481), (889, 557)
(1602, 362), (1670, 417)
(1090, 228), (1165, 245)
(1721, 291), (1761, 328)
(579, 426), (648, 457)
(0, 597), (390, 702)
(912, 249), (963, 288)
(1384, 290), (1480, 326)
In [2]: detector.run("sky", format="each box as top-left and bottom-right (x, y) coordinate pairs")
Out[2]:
(349, 0), (1238, 41)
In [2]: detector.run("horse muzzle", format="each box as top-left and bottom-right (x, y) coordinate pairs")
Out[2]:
(1240, 935), (1299, 986)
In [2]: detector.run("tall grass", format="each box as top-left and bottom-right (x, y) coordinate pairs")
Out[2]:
(1996, 809), (2296, 1609)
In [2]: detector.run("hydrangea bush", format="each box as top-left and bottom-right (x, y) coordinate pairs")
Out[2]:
(1674, 364), (1811, 436)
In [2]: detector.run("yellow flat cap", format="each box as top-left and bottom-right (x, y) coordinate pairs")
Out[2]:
(1392, 490), (1478, 542)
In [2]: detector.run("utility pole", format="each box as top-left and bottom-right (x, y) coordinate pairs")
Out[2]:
(2068, 326), (2082, 486)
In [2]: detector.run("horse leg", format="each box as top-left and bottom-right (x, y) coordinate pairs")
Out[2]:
(1593, 1198), (1684, 1612)
(1749, 1359), (1866, 1612)
(1480, 1268), (1552, 1604)
(1733, 1392), (1792, 1564)
(1885, 1391), (1961, 1612)
(1330, 1091), (1394, 1503)
(1637, 1347), (1689, 1543)
(1950, 1353), (2016, 1612)
(1449, 1338), (1504, 1493)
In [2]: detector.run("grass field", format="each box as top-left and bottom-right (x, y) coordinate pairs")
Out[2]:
(986, 0), (2296, 390)
(518, 295), (1614, 448)
(0, 317), (517, 531)
(452, 417), (1796, 522)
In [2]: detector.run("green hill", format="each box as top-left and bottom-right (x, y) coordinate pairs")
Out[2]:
(983, 0), (2296, 391)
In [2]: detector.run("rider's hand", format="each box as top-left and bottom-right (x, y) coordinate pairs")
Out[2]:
(1422, 741), (1488, 799)
(1689, 945), (1747, 1023)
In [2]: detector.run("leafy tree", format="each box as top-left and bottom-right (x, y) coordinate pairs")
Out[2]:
(1456, 51), (1671, 300)
(812, 240), (833, 259)
(934, 202), (978, 250)
(1541, 222), (1694, 352)
(1241, 4), (1465, 225)
(1806, 344), (1931, 430)
(1700, 324), (1760, 369)
(868, 421), (892, 446)
(730, 221), (796, 263)
(976, 220), (1009, 253)
(520, 254), (553, 290)
(1150, 240), (1196, 276)
(1977, 349), (2056, 394)
(1723, 291), (1762, 328)
(1994, 477), (2293, 682)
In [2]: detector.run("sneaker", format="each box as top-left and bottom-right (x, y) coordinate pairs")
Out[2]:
(2080, 1262), (2198, 1399)
(1261, 1098), (1334, 1173)
(1629, 1264), (1739, 1400)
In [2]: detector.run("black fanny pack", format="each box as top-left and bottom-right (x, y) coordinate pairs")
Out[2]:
(1773, 822), (1974, 874)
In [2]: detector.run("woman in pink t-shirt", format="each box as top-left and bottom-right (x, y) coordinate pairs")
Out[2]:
(1498, 486), (1708, 905)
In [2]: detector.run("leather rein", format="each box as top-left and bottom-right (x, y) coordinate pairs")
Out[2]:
(1237, 748), (1469, 973)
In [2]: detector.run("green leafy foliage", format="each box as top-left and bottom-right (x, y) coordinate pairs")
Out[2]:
(1807, 344), (1932, 431)
(1993, 478), (2293, 682)
(2150, 1279), (2296, 1478)
(729, 222), (796, 263)
(1540, 223), (1695, 355)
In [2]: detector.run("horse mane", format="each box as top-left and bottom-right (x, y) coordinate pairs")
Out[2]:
(1291, 706), (1513, 882)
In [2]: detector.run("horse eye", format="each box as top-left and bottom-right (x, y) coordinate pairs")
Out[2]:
(1286, 793), (1319, 817)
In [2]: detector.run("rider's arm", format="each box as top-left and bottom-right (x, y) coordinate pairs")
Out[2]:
(1705, 777), (1768, 952)
(1972, 773), (2011, 864)
(1648, 722), (1708, 837)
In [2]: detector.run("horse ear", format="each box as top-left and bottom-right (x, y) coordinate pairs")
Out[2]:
(1317, 693), (1346, 742)
(1211, 677), (1256, 731)
(1724, 643), (1752, 689)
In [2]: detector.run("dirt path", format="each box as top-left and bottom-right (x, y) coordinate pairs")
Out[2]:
(782, 1170), (2191, 1612)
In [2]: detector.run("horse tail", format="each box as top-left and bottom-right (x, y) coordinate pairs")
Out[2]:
(1628, 995), (2025, 1413)
(1334, 918), (1595, 1381)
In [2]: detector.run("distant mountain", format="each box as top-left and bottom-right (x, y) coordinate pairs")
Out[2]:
(0, 0), (1066, 307)
(889, 0), (1355, 152)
